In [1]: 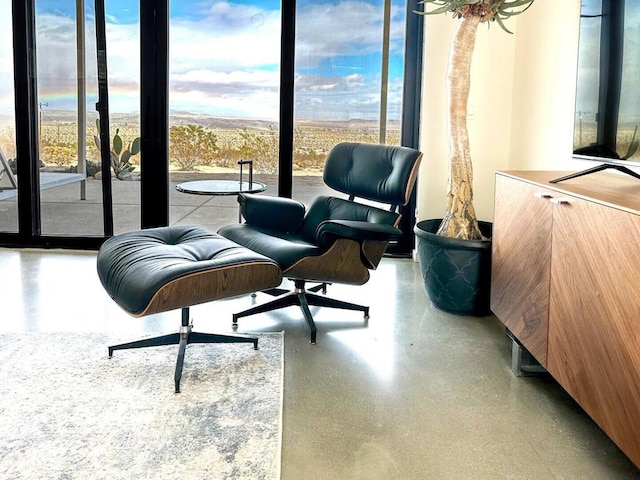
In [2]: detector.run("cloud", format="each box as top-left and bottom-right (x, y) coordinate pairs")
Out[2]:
(1, 0), (407, 121)
(169, 3), (281, 73)
(295, 1), (406, 68)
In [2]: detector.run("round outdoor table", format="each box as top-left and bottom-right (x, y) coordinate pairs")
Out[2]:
(175, 180), (267, 196)
(175, 179), (267, 222)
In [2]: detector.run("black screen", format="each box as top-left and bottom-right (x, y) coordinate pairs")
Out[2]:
(573, 0), (640, 165)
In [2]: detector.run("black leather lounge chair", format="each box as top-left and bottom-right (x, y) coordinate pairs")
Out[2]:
(218, 142), (422, 344)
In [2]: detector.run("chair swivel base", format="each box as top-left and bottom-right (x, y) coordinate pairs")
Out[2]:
(109, 307), (258, 393)
(260, 282), (330, 297)
(233, 280), (369, 344)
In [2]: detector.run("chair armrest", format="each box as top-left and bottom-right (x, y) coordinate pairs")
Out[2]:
(316, 220), (401, 248)
(238, 193), (306, 232)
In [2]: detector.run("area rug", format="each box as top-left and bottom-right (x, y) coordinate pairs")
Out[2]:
(0, 332), (283, 480)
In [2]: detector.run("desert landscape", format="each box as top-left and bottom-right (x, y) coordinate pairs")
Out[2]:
(0, 110), (401, 178)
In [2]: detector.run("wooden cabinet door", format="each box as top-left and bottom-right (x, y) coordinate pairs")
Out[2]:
(491, 175), (554, 366)
(547, 195), (640, 467)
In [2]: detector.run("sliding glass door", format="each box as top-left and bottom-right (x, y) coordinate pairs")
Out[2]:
(34, 0), (142, 237)
(2, 0), (421, 250)
(35, 0), (95, 236)
(292, 0), (406, 202)
(1, 0), (143, 247)
(0, 2), (17, 233)
(292, 0), (421, 253)
(168, 1), (281, 232)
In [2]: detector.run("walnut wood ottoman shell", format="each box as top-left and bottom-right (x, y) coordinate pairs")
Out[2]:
(96, 225), (283, 392)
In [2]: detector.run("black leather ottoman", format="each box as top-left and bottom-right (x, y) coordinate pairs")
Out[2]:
(97, 225), (282, 392)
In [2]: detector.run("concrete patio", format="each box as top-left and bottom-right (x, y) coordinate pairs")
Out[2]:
(0, 172), (332, 236)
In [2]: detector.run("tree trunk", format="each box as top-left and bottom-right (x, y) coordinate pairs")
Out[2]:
(436, 15), (484, 240)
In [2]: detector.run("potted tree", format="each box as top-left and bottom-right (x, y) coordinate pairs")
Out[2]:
(414, 0), (534, 315)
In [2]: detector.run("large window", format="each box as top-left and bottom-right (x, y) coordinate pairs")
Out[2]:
(0, 2), (17, 233)
(168, 1), (282, 231)
(4, 0), (142, 238)
(34, 0), (95, 236)
(2, 0), (421, 250)
(293, 0), (408, 204)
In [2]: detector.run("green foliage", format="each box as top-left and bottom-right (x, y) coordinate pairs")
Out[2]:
(238, 128), (279, 175)
(23, 118), (404, 174)
(169, 124), (220, 170)
(94, 119), (140, 179)
(41, 142), (78, 166)
(417, 0), (534, 32)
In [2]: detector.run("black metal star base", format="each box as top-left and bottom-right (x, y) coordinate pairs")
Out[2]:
(108, 307), (258, 393)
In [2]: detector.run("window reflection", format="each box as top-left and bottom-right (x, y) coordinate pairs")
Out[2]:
(293, 0), (406, 201)
(574, 0), (640, 162)
(0, 1), (17, 232)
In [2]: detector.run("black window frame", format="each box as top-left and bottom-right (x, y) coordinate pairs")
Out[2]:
(2, 0), (422, 252)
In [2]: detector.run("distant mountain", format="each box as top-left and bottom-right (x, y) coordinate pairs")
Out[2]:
(3, 109), (399, 131)
(167, 111), (278, 130)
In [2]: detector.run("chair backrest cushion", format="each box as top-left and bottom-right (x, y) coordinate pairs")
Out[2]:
(323, 142), (422, 206)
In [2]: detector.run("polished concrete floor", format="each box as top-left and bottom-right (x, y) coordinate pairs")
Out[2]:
(1, 248), (639, 479)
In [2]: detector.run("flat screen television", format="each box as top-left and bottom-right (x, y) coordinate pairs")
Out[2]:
(566, 0), (640, 183)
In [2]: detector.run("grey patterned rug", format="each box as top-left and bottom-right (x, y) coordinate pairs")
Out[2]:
(0, 332), (283, 480)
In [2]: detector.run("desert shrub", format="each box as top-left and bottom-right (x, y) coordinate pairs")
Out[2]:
(237, 128), (278, 174)
(0, 126), (16, 159)
(40, 142), (78, 166)
(215, 149), (242, 168)
(293, 150), (325, 172)
(169, 124), (220, 170)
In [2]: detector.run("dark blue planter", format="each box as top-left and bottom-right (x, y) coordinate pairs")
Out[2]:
(414, 219), (492, 316)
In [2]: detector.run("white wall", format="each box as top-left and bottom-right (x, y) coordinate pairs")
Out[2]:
(510, 1), (582, 171)
(417, 1), (583, 223)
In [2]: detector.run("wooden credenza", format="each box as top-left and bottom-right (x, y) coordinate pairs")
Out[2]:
(491, 170), (640, 469)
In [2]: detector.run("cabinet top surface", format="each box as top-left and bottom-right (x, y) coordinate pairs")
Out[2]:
(497, 170), (640, 215)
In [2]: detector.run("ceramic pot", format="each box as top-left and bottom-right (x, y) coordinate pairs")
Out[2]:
(414, 219), (492, 316)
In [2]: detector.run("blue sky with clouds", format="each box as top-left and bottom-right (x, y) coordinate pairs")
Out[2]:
(0, 0), (407, 122)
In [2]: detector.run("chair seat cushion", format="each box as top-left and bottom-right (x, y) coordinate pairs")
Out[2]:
(217, 223), (322, 270)
(97, 225), (283, 316)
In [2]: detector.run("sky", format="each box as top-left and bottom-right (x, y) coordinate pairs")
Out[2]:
(0, 0), (408, 123)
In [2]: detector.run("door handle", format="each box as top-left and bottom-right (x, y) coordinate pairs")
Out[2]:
(534, 192), (552, 199)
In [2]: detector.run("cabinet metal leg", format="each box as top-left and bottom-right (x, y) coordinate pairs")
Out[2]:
(507, 331), (547, 377)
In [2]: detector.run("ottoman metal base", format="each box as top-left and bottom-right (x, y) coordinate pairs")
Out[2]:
(109, 307), (259, 393)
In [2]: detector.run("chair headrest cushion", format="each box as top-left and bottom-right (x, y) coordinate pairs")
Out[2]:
(323, 142), (421, 206)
